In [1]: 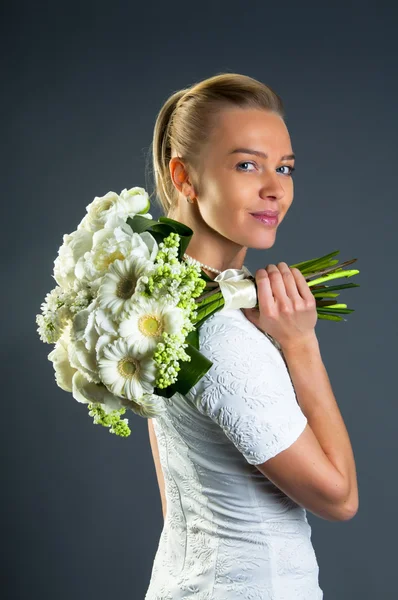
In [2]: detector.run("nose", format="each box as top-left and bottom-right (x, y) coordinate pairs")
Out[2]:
(259, 170), (286, 200)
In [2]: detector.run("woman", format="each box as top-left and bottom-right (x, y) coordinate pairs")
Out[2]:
(145, 72), (358, 599)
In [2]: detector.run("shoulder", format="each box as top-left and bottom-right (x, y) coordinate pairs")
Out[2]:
(188, 308), (285, 402)
(187, 308), (307, 465)
(198, 307), (281, 359)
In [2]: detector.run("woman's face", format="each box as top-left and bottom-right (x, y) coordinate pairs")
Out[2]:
(169, 107), (295, 270)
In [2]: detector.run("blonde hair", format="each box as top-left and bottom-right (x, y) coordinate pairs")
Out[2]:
(148, 72), (285, 216)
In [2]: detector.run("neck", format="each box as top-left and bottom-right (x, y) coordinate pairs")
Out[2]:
(168, 208), (248, 275)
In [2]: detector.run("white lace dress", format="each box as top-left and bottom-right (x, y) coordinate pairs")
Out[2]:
(144, 307), (323, 599)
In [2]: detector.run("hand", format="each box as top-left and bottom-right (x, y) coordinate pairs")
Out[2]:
(242, 263), (318, 349)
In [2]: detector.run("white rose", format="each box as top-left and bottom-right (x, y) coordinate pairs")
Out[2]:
(78, 191), (121, 233)
(119, 186), (151, 215)
(77, 187), (151, 234)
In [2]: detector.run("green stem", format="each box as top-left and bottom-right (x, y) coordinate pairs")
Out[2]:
(196, 286), (221, 303)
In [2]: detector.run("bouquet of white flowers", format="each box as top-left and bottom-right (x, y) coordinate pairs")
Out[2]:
(36, 186), (360, 438)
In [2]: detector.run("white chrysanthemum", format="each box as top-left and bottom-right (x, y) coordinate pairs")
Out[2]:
(36, 286), (73, 343)
(47, 323), (77, 391)
(96, 255), (155, 321)
(68, 289), (93, 315)
(53, 229), (93, 290)
(98, 338), (157, 402)
(119, 295), (185, 355)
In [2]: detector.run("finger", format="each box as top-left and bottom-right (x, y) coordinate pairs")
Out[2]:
(276, 262), (302, 301)
(255, 268), (275, 309)
(290, 267), (313, 301)
(266, 264), (289, 303)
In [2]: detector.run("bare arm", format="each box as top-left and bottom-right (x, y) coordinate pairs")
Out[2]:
(243, 263), (358, 521)
(254, 331), (359, 521)
(281, 333), (359, 515)
(148, 418), (167, 520)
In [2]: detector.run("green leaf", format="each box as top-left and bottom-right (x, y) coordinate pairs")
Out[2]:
(312, 291), (340, 298)
(153, 343), (213, 398)
(157, 216), (193, 236)
(317, 306), (355, 314)
(126, 214), (159, 234)
(195, 293), (225, 326)
(311, 282), (360, 293)
(301, 259), (340, 275)
(126, 215), (195, 259)
(307, 269), (360, 287)
(317, 313), (345, 322)
(185, 327), (199, 350)
(289, 250), (341, 271)
(158, 217), (194, 259)
(195, 290), (224, 310)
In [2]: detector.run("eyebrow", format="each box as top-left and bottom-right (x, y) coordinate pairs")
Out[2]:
(228, 147), (296, 161)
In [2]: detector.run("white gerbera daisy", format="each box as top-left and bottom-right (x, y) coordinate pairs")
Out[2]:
(119, 295), (185, 355)
(96, 255), (154, 320)
(98, 338), (157, 402)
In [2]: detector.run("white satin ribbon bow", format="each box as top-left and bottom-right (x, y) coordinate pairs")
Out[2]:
(214, 266), (258, 311)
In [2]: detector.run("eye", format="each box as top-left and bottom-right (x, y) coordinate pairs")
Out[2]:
(236, 161), (296, 176)
(278, 165), (296, 176)
(236, 161), (256, 172)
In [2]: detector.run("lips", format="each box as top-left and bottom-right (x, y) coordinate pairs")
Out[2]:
(250, 210), (280, 217)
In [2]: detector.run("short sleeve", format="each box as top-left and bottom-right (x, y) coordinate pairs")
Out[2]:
(186, 312), (308, 465)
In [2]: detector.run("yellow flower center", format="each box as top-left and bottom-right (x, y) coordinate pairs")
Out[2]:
(118, 357), (138, 379)
(104, 250), (125, 268)
(139, 314), (162, 337)
(117, 276), (136, 299)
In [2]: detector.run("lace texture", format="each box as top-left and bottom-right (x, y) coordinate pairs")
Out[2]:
(144, 308), (323, 599)
(189, 309), (309, 465)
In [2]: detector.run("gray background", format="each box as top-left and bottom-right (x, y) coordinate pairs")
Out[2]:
(3, 1), (397, 598)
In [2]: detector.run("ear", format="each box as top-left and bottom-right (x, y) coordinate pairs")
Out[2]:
(169, 156), (196, 198)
